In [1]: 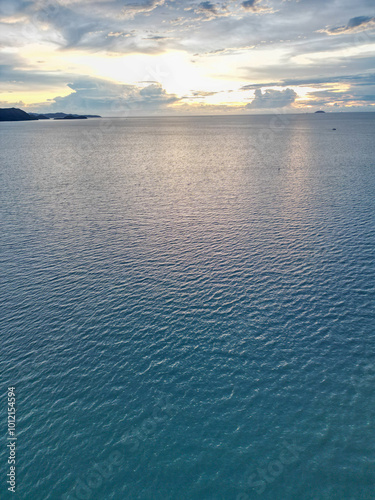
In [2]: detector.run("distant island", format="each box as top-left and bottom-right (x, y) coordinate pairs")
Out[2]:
(41, 112), (101, 119)
(0, 108), (101, 122)
(54, 114), (88, 120)
(315, 110), (326, 113)
(0, 108), (39, 121)
(29, 113), (50, 120)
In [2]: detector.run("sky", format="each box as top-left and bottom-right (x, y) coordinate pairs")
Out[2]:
(0, 0), (374, 115)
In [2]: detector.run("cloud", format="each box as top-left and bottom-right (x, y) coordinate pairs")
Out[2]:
(319, 16), (375, 35)
(138, 82), (179, 104)
(241, 0), (272, 14)
(197, 1), (217, 14)
(193, 1), (229, 20)
(0, 53), (72, 89)
(191, 90), (218, 96)
(241, 72), (375, 91)
(120, 0), (166, 19)
(241, 73), (375, 109)
(0, 99), (26, 108)
(0, 0), (170, 51)
(246, 88), (297, 108)
(0, 0), (32, 17)
(241, 0), (263, 12)
(299, 86), (375, 106)
(144, 35), (171, 40)
(34, 77), (180, 115)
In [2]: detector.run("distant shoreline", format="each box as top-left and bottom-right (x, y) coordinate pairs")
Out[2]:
(0, 108), (101, 122)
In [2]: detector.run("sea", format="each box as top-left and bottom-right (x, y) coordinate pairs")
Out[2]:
(1, 113), (374, 500)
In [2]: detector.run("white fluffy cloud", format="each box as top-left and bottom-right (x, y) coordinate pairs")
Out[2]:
(35, 78), (180, 115)
(246, 88), (297, 109)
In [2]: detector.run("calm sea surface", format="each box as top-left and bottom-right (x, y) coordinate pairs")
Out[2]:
(1, 113), (374, 500)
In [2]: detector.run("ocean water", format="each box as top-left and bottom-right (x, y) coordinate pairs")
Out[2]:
(1, 113), (374, 500)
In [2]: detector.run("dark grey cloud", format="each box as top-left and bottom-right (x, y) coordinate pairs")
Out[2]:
(198, 2), (217, 13)
(241, 0), (263, 12)
(144, 35), (171, 40)
(349, 16), (373, 28)
(49, 6), (100, 48)
(0, 0), (170, 51)
(241, 73), (375, 90)
(192, 1), (229, 20)
(298, 87), (375, 109)
(320, 15), (375, 35)
(305, 89), (375, 102)
(246, 88), (297, 109)
(239, 50), (375, 91)
(0, 53), (72, 88)
(0, 0), (32, 16)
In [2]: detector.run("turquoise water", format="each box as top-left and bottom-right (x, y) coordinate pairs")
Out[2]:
(1, 113), (374, 499)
